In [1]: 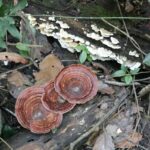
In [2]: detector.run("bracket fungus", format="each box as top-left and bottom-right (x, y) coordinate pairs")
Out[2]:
(27, 13), (142, 70)
(42, 81), (76, 114)
(54, 64), (99, 104)
(15, 64), (99, 133)
(15, 86), (62, 134)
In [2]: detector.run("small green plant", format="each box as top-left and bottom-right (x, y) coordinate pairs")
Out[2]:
(0, 0), (28, 48)
(75, 44), (93, 63)
(112, 65), (140, 85)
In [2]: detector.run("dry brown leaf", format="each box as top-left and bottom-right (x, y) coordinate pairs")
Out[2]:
(34, 54), (64, 85)
(125, 1), (134, 12)
(7, 71), (31, 98)
(98, 80), (115, 95)
(93, 132), (115, 150)
(116, 132), (142, 149)
(138, 84), (150, 97)
(0, 52), (28, 64)
(8, 71), (30, 87)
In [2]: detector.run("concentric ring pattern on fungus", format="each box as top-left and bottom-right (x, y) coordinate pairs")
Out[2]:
(54, 64), (99, 104)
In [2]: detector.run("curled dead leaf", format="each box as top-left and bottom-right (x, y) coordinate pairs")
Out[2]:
(34, 54), (64, 85)
(0, 52), (28, 64)
(138, 84), (150, 98)
(115, 132), (142, 149)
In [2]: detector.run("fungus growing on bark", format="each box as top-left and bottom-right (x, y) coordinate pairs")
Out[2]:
(41, 81), (76, 113)
(54, 64), (99, 104)
(15, 86), (62, 134)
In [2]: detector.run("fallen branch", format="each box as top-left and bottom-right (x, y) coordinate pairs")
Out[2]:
(69, 89), (128, 150)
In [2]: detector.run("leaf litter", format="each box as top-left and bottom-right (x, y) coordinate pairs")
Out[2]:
(7, 70), (31, 98)
(33, 54), (64, 85)
(93, 103), (143, 149)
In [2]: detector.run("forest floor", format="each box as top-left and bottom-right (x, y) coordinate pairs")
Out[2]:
(0, 0), (150, 150)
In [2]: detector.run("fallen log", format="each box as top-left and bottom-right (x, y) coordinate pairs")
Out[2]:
(1, 85), (128, 150)
(22, 2), (146, 70)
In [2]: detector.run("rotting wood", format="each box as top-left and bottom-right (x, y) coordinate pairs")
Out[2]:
(1, 85), (129, 150)
(22, 4), (147, 70)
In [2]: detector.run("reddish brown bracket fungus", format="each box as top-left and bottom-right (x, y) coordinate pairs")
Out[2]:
(15, 86), (44, 129)
(41, 81), (76, 114)
(15, 86), (62, 134)
(54, 64), (99, 104)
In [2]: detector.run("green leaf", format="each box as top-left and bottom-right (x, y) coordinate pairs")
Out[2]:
(87, 55), (93, 62)
(121, 65), (127, 72)
(2, 125), (16, 138)
(143, 53), (150, 66)
(9, 0), (28, 15)
(19, 50), (30, 57)
(0, 0), (3, 7)
(16, 42), (30, 57)
(124, 75), (133, 84)
(76, 44), (88, 52)
(7, 25), (20, 39)
(5, 16), (15, 24)
(0, 38), (6, 48)
(130, 68), (140, 75)
(79, 50), (87, 63)
(16, 42), (30, 50)
(112, 70), (126, 77)
(0, 22), (7, 38)
(0, 17), (15, 38)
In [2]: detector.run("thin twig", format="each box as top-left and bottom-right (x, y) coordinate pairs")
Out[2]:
(136, 70), (150, 75)
(61, 59), (79, 62)
(132, 80), (141, 133)
(9, 15), (150, 20)
(0, 86), (5, 88)
(104, 80), (140, 86)
(0, 137), (13, 150)
(148, 94), (150, 116)
(116, 0), (145, 57)
(1, 107), (16, 117)
(135, 77), (150, 82)
(7, 42), (43, 48)
(101, 18), (146, 55)
(115, 0), (129, 48)
(0, 63), (32, 79)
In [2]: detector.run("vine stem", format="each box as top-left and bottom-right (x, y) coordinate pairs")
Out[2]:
(0, 137), (13, 150)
